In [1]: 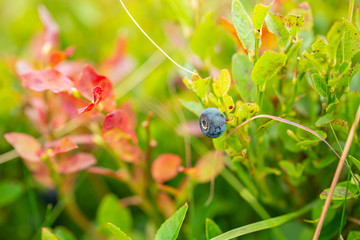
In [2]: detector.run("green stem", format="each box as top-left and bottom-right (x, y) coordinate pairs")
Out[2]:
(221, 168), (286, 240)
(254, 37), (260, 64)
(349, 0), (355, 22)
(256, 86), (264, 110)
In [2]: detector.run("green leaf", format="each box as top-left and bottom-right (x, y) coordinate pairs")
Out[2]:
(343, 19), (360, 61)
(97, 194), (133, 233)
(219, 69), (231, 96)
(193, 75), (211, 99)
(279, 160), (304, 179)
(327, 21), (343, 61)
(311, 73), (327, 97)
(286, 39), (302, 60)
(190, 13), (217, 59)
(252, 2), (272, 31)
(53, 227), (76, 240)
(315, 114), (335, 126)
(356, 8), (360, 30)
(232, 53), (256, 102)
(311, 38), (327, 54)
(154, 203), (188, 240)
(106, 223), (133, 240)
(42, 228), (59, 240)
(251, 51), (286, 90)
(223, 94), (234, 112)
(206, 218), (222, 240)
(315, 114), (349, 134)
(288, 2), (313, 31)
(349, 155), (360, 173)
(285, 14), (306, 38)
(179, 99), (204, 116)
(350, 63), (360, 82)
(0, 181), (24, 207)
(320, 183), (359, 200)
(211, 203), (314, 240)
(265, 13), (289, 47)
(232, 0), (255, 53)
(347, 230), (360, 240)
(303, 51), (325, 74)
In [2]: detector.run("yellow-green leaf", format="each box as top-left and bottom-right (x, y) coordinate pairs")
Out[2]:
(285, 13), (306, 38)
(311, 73), (327, 97)
(320, 183), (359, 200)
(155, 203), (188, 240)
(251, 51), (286, 90)
(42, 228), (59, 240)
(206, 218), (222, 240)
(343, 19), (360, 61)
(232, 53), (255, 102)
(252, 3), (272, 31)
(223, 94), (235, 112)
(107, 223), (133, 240)
(265, 13), (289, 47)
(327, 21), (343, 61)
(219, 69), (231, 96)
(232, 0), (255, 53)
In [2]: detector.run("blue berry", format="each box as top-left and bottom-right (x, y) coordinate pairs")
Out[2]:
(199, 108), (226, 138)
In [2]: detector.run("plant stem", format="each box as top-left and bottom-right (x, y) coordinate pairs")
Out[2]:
(254, 36), (260, 64)
(349, 0), (355, 22)
(338, 161), (352, 240)
(313, 105), (360, 240)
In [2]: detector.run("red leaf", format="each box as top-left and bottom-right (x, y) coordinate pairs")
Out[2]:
(55, 60), (83, 79)
(49, 51), (66, 67)
(4, 133), (42, 162)
(64, 46), (75, 57)
(56, 152), (96, 174)
(77, 86), (104, 114)
(151, 154), (182, 183)
(101, 110), (142, 163)
(101, 37), (135, 84)
(38, 5), (59, 54)
(88, 167), (127, 180)
(76, 65), (115, 112)
(92, 86), (104, 104)
(78, 103), (95, 114)
(45, 137), (78, 156)
(102, 109), (131, 134)
(20, 69), (74, 93)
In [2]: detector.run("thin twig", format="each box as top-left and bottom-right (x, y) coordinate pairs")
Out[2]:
(118, 0), (194, 75)
(313, 105), (360, 240)
(224, 114), (341, 160)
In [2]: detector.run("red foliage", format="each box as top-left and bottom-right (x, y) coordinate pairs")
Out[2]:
(56, 152), (96, 174)
(38, 5), (59, 55)
(4, 133), (43, 162)
(20, 69), (74, 93)
(76, 65), (116, 113)
(102, 110), (143, 163)
(151, 154), (182, 183)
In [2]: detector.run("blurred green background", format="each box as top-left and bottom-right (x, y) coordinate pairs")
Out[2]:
(0, 0), (357, 239)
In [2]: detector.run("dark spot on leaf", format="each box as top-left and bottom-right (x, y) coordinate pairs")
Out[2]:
(229, 106), (233, 110)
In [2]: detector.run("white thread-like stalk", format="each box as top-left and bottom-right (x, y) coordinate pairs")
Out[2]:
(118, 0), (194, 75)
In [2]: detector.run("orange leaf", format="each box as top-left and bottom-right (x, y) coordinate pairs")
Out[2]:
(151, 154), (182, 183)
(4, 132), (42, 162)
